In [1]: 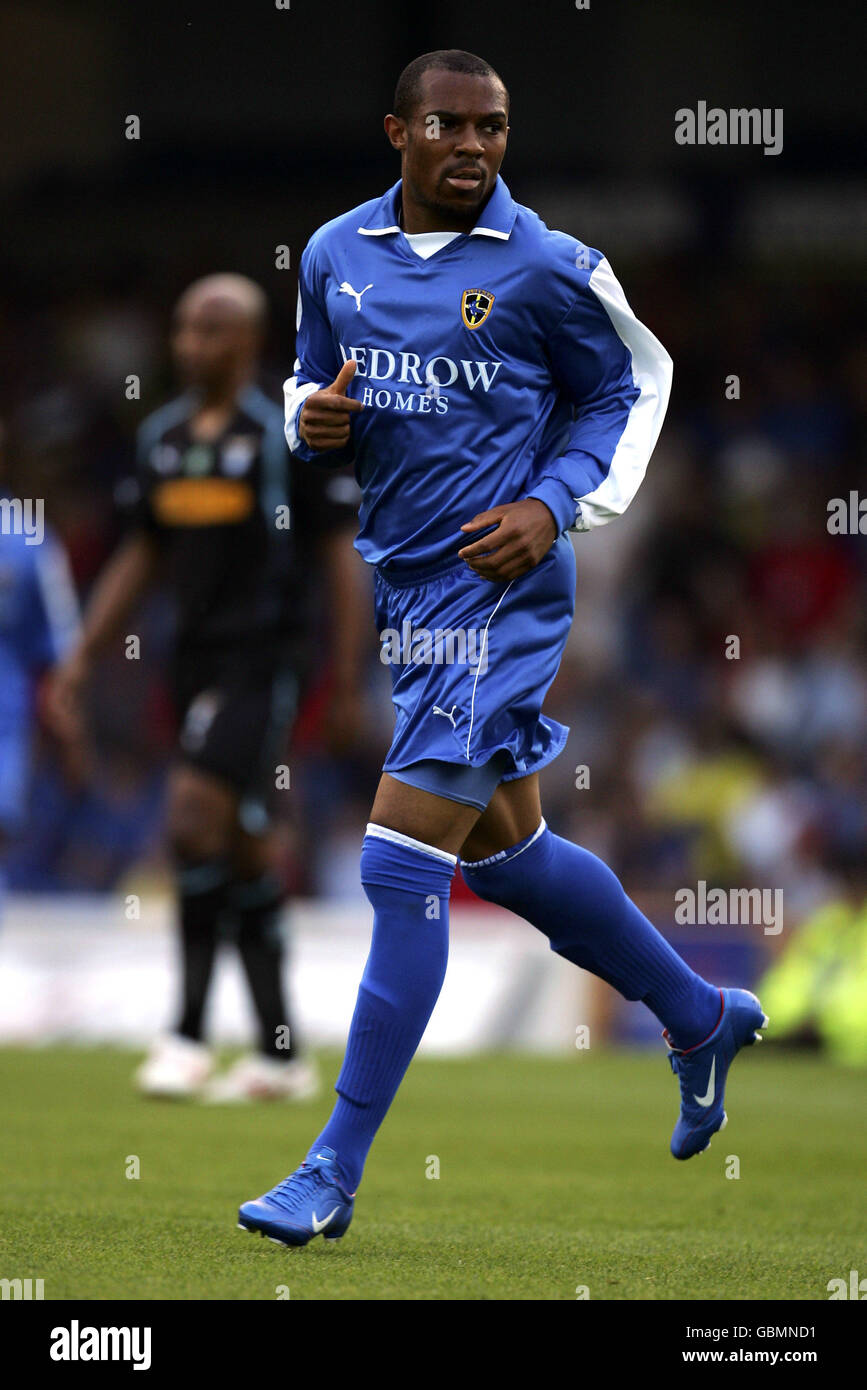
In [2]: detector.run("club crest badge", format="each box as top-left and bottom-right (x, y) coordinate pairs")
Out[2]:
(461, 288), (495, 329)
(221, 435), (257, 476)
(182, 444), (213, 476)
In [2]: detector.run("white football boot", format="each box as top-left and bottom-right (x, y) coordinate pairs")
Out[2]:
(202, 1053), (320, 1104)
(135, 1033), (214, 1098)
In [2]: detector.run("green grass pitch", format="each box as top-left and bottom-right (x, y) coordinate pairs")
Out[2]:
(1, 1044), (864, 1300)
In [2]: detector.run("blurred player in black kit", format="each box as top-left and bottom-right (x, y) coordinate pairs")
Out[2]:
(49, 274), (366, 1101)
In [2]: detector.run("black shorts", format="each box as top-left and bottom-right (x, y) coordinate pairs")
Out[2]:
(171, 643), (301, 833)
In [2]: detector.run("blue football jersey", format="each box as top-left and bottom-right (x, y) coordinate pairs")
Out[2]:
(0, 511), (79, 729)
(284, 176), (673, 574)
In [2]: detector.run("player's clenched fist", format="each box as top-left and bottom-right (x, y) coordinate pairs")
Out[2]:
(298, 359), (364, 452)
(459, 498), (558, 581)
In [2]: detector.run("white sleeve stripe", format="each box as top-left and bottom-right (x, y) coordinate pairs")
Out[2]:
(283, 371), (323, 450)
(284, 277), (323, 449)
(571, 258), (673, 530)
(34, 541), (80, 656)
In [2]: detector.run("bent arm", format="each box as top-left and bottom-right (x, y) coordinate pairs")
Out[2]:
(74, 530), (160, 662)
(527, 256), (673, 534)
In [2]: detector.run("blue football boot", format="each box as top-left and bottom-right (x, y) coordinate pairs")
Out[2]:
(665, 988), (768, 1160)
(238, 1146), (355, 1246)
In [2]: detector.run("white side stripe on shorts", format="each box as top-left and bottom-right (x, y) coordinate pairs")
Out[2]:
(465, 580), (514, 760)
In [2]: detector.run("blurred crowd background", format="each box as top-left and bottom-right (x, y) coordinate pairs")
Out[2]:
(1, 1), (864, 952)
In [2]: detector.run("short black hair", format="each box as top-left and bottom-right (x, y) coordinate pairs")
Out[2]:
(393, 49), (508, 121)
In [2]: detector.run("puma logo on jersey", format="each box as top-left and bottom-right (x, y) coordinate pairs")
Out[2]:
(432, 704), (459, 730)
(339, 281), (373, 312)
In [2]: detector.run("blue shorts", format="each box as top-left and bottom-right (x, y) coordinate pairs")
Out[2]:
(376, 534), (576, 807)
(388, 751), (514, 812)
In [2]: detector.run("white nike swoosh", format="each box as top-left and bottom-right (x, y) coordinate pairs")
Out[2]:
(311, 1206), (339, 1234)
(694, 1056), (716, 1107)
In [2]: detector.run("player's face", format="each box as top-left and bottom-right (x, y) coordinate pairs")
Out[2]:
(396, 71), (509, 225)
(171, 297), (251, 389)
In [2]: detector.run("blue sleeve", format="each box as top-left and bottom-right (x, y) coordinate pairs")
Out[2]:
(283, 242), (354, 469)
(27, 531), (80, 667)
(526, 255), (673, 534)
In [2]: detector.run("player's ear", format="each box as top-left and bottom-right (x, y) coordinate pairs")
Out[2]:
(384, 114), (407, 151)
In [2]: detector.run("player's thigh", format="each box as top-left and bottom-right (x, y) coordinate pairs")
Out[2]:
(459, 772), (542, 862)
(370, 773), (481, 857)
(166, 762), (238, 861)
(231, 824), (276, 880)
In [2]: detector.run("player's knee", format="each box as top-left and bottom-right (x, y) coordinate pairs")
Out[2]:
(170, 827), (224, 867)
(460, 822), (552, 906)
(360, 829), (453, 934)
(459, 859), (512, 907)
(463, 830), (628, 923)
(168, 810), (225, 864)
(360, 829), (450, 890)
(167, 780), (233, 864)
(232, 831), (272, 882)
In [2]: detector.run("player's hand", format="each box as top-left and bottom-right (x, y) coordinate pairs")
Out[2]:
(298, 360), (364, 452)
(43, 649), (90, 735)
(458, 499), (558, 580)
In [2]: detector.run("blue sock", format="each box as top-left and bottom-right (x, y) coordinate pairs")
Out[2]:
(461, 821), (720, 1049)
(310, 825), (454, 1190)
